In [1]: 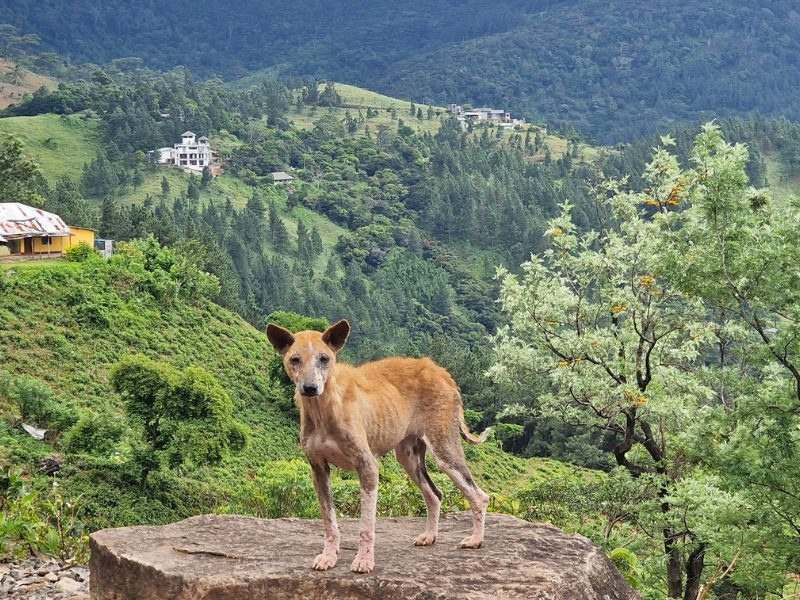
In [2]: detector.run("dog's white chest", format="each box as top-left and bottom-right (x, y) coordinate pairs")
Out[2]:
(303, 435), (356, 470)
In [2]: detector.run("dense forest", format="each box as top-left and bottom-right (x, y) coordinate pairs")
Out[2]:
(4, 2), (800, 141)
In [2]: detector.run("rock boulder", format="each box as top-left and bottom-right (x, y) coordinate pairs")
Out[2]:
(90, 513), (638, 599)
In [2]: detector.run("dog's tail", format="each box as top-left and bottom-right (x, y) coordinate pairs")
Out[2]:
(458, 402), (493, 444)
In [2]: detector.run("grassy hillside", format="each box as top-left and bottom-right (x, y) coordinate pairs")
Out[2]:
(0, 112), (101, 181)
(0, 59), (56, 109)
(0, 256), (592, 552)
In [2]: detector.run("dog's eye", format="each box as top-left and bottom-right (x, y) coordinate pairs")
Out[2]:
(289, 356), (301, 366)
(319, 354), (330, 365)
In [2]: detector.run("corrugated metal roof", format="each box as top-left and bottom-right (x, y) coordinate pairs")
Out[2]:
(0, 203), (70, 240)
(271, 171), (294, 181)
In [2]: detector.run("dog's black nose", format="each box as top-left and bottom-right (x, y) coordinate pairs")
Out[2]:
(302, 384), (319, 396)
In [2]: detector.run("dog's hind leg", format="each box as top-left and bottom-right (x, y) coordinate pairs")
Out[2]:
(427, 427), (490, 549)
(396, 436), (442, 546)
(351, 451), (379, 573)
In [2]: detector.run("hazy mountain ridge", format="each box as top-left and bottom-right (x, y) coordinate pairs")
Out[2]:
(4, 1), (800, 141)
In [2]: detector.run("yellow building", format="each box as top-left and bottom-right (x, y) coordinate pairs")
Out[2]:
(0, 203), (96, 259)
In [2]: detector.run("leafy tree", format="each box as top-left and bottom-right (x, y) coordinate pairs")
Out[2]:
(45, 176), (97, 229)
(186, 176), (201, 201)
(0, 134), (45, 206)
(490, 126), (798, 598)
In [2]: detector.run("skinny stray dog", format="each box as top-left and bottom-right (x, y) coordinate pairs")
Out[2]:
(266, 320), (490, 573)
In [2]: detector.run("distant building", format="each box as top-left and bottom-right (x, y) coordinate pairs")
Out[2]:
(94, 238), (114, 259)
(271, 171), (295, 185)
(155, 131), (217, 174)
(0, 203), (95, 259)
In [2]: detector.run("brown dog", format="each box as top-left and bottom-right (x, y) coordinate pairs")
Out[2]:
(266, 320), (490, 573)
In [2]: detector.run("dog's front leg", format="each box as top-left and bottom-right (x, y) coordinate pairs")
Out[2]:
(351, 453), (379, 573)
(310, 460), (339, 570)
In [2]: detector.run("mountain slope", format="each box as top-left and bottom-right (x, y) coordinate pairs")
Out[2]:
(0, 113), (101, 181)
(5, 1), (800, 141)
(0, 59), (55, 109)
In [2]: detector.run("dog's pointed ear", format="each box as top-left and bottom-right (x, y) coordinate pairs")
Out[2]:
(266, 323), (295, 355)
(322, 320), (350, 353)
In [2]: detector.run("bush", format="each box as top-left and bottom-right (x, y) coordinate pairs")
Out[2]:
(0, 372), (77, 431)
(62, 410), (126, 455)
(111, 355), (248, 469)
(609, 547), (641, 590)
(0, 472), (89, 562)
(64, 242), (98, 262)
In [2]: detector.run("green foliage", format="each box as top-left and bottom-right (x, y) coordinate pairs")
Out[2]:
(609, 548), (641, 590)
(492, 124), (800, 598)
(0, 472), (89, 562)
(0, 133), (44, 206)
(64, 242), (97, 262)
(62, 410), (125, 456)
(0, 371), (77, 432)
(9, 2), (800, 142)
(111, 355), (248, 469)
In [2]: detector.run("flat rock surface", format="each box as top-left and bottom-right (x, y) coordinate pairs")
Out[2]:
(90, 513), (638, 599)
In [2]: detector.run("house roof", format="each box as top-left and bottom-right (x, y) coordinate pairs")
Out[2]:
(198, 135), (209, 141)
(0, 203), (70, 240)
(271, 171), (294, 182)
(182, 131), (195, 137)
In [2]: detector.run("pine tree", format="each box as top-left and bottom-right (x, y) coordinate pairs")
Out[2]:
(201, 166), (213, 187)
(187, 176), (201, 201)
(161, 176), (170, 197)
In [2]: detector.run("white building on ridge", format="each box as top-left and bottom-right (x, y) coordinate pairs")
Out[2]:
(447, 104), (525, 129)
(156, 131), (215, 173)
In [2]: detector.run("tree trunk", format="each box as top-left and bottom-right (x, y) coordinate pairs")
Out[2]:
(683, 544), (706, 600)
(665, 527), (683, 597)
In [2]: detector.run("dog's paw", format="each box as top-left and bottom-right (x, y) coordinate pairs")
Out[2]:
(350, 551), (375, 573)
(459, 536), (483, 549)
(414, 531), (437, 546)
(312, 551), (338, 570)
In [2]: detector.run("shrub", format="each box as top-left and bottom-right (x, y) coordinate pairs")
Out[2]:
(62, 410), (126, 455)
(0, 473), (89, 562)
(609, 547), (641, 590)
(111, 355), (248, 469)
(0, 372), (77, 431)
(64, 242), (98, 262)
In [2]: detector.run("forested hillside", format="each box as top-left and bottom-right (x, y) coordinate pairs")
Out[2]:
(4, 1), (800, 141)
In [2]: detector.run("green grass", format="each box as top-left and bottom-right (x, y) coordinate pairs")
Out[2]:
(287, 104), (445, 136)
(0, 113), (101, 182)
(332, 82), (444, 111)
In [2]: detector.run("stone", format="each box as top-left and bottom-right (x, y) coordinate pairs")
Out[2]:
(90, 513), (638, 599)
(57, 576), (84, 594)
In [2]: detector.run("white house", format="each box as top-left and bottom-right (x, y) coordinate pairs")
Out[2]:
(156, 131), (214, 173)
(448, 104), (525, 129)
